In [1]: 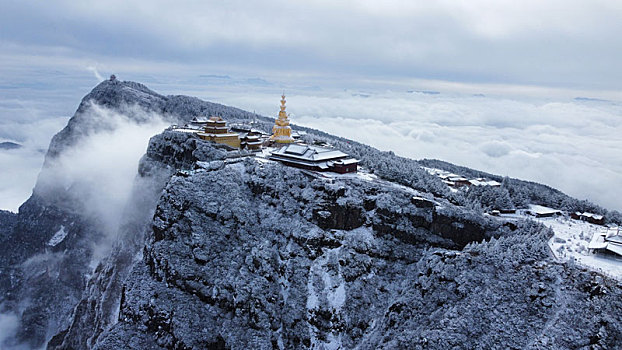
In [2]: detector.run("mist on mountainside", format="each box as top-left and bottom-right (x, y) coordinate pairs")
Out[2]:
(35, 103), (169, 255)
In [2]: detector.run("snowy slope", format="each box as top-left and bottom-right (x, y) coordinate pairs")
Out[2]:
(497, 209), (622, 281)
(542, 217), (622, 280)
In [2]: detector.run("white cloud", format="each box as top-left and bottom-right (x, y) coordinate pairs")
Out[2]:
(0, 148), (45, 212)
(0, 312), (19, 349)
(0, 115), (69, 212)
(211, 89), (622, 211)
(2, 0), (622, 89)
(41, 104), (170, 237)
(0, 105), (169, 347)
(86, 65), (104, 82)
(2, 71), (621, 216)
(479, 141), (512, 158)
(1, 59), (622, 216)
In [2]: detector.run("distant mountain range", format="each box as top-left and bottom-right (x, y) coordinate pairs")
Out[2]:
(0, 141), (22, 150)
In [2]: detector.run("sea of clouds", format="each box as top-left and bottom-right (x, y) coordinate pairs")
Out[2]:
(0, 105), (69, 212)
(1, 73), (621, 213)
(213, 88), (622, 212)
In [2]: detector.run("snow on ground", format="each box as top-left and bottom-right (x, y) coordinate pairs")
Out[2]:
(255, 146), (276, 160)
(499, 211), (622, 281)
(254, 146), (427, 200)
(276, 240), (294, 350)
(323, 167), (435, 200)
(306, 246), (345, 350)
(47, 226), (68, 247)
(540, 216), (622, 281)
(252, 153), (621, 281)
(323, 167), (378, 182)
(528, 204), (561, 215)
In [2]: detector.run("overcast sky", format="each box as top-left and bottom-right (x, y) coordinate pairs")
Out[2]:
(1, 0), (622, 94)
(1, 1), (622, 212)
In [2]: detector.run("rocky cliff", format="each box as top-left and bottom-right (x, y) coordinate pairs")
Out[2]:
(0, 79), (265, 349)
(0, 80), (620, 349)
(55, 131), (622, 349)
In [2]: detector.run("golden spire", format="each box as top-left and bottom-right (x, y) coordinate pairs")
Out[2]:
(279, 94), (287, 117)
(271, 93), (294, 143)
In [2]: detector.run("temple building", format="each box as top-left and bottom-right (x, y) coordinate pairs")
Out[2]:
(270, 144), (358, 173)
(571, 211), (605, 225)
(588, 227), (622, 256)
(270, 94), (295, 144)
(197, 116), (241, 148)
(243, 131), (263, 151)
(230, 124), (267, 151)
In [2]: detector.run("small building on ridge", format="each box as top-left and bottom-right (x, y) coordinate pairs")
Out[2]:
(526, 205), (562, 218)
(574, 212), (606, 225)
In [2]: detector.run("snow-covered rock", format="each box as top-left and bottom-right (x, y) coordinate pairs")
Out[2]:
(60, 133), (622, 349)
(0, 79), (620, 350)
(47, 226), (68, 247)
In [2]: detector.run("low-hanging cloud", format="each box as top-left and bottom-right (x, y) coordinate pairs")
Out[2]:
(0, 116), (69, 213)
(0, 312), (19, 348)
(2, 75), (621, 217)
(293, 93), (622, 211)
(0, 103), (170, 348)
(42, 104), (170, 240)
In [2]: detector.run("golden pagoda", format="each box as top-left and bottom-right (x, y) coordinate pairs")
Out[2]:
(270, 94), (294, 144)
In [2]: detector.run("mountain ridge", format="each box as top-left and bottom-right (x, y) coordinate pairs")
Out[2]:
(0, 78), (264, 349)
(0, 80), (620, 349)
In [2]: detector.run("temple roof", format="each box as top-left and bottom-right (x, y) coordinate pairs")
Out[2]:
(272, 144), (349, 162)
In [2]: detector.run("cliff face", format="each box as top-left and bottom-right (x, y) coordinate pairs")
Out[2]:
(48, 131), (230, 350)
(0, 79), (171, 349)
(1, 80), (621, 349)
(0, 79), (263, 349)
(57, 131), (622, 349)
(66, 131), (496, 349)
